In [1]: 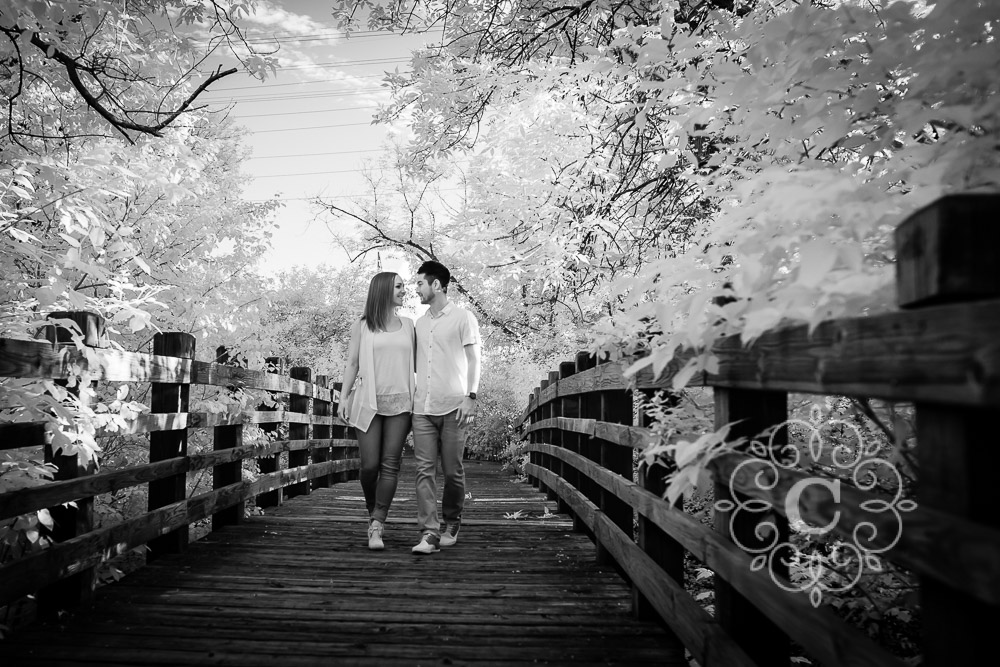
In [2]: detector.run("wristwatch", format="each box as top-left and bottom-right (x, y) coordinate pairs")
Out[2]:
(467, 392), (477, 400)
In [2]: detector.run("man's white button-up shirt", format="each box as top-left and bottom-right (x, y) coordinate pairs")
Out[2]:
(414, 302), (480, 416)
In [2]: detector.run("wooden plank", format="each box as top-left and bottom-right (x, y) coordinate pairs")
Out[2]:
(0, 458), (361, 607)
(527, 444), (905, 667)
(0, 421), (47, 450)
(147, 332), (196, 561)
(709, 451), (1000, 607)
(523, 417), (655, 449)
(0, 337), (334, 401)
(519, 297), (1000, 430)
(895, 194), (1000, 307)
(286, 367), (312, 499)
(0, 411), (340, 451)
(713, 388), (789, 665)
(528, 464), (755, 667)
(3, 459), (680, 666)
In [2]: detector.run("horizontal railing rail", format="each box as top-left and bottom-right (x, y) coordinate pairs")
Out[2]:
(0, 318), (358, 615)
(518, 195), (1000, 667)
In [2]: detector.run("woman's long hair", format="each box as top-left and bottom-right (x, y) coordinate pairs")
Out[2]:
(361, 272), (398, 332)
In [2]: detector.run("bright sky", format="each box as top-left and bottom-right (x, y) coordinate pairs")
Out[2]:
(197, 0), (436, 278)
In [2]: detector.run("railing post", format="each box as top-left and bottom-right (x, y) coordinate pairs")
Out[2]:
(544, 370), (561, 502)
(330, 381), (349, 484)
(575, 352), (600, 533)
(556, 361), (577, 515)
(37, 311), (102, 615)
(147, 331), (196, 561)
(212, 346), (244, 531)
(896, 194), (1000, 665)
(523, 391), (536, 486)
(713, 387), (790, 665)
(311, 374), (332, 490)
(286, 366), (312, 499)
(256, 356), (283, 508)
(537, 379), (550, 494)
(597, 354), (634, 566)
(530, 386), (542, 490)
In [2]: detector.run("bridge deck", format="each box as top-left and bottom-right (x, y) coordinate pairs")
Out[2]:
(3, 457), (683, 666)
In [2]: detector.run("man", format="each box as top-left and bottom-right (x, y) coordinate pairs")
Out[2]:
(410, 260), (481, 555)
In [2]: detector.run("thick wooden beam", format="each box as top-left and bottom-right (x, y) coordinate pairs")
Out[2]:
(36, 311), (102, 616)
(906, 195), (1000, 666)
(147, 332), (195, 561)
(285, 367), (312, 499)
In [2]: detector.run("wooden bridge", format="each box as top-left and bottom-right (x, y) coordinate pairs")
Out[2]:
(1, 195), (999, 666)
(1, 458), (679, 665)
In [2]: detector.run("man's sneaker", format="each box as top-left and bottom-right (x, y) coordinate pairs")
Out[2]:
(440, 520), (461, 547)
(411, 533), (440, 554)
(368, 519), (384, 551)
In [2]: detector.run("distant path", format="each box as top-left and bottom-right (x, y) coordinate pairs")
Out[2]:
(3, 455), (683, 665)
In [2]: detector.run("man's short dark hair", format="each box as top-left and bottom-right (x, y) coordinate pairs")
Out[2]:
(417, 260), (451, 292)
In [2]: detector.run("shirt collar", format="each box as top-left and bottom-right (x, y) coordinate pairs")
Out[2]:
(428, 302), (454, 319)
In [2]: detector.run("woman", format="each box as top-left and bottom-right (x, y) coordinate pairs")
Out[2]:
(338, 272), (415, 550)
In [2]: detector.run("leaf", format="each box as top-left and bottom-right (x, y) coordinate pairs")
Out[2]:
(36, 508), (54, 529)
(797, 240), (838, 288)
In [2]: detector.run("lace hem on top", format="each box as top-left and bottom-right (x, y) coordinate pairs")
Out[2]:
(376, 392), (411, 416)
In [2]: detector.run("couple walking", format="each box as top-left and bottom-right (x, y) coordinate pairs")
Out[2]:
(337, 260), (480, 555)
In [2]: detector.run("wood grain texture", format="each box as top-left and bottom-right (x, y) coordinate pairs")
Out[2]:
(895, 194), (1000, 307)
(709, 451), (1000, 607)
(523, 417), (655, 449)
(526, 444), (905, 667)
(528, 464), (756, 667)
(0, 458), (361, 607)
(0, 338), (335, 401)
(3, 459), (682, 666)
(519, 297), (1000, 429)
(0, 439), (353, 521)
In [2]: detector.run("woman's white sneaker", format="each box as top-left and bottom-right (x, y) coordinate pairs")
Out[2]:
(368, 519), (384, 550)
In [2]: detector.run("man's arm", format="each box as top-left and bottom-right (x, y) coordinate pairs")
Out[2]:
(457, 342), (481, 426)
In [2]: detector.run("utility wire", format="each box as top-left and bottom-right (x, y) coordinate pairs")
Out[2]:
(253, 167), (389, 178)
(247, 149), (385, 160)
(244, 186), (464, 202)
(248, 121), (376, 133)
(206, 73), (390, 93)
(234, 105), (377, 119)
(273, 57), (410, 72)
(206, 88), (389, 104)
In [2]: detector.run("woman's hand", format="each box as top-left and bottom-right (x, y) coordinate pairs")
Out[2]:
(337, 392), (350, 423)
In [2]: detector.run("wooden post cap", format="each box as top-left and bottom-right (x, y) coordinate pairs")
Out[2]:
(895, 194), (1000, 308)
(152, 332), (196, 359)
(45, 311), (106, 347)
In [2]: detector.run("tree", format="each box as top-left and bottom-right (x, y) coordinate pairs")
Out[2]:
(329, 0), (999, 375)
(1, 1), (281, 480)
(1, 1), (274, 144)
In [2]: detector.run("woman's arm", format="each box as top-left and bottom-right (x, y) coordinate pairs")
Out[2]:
(337, 319), (363, 422)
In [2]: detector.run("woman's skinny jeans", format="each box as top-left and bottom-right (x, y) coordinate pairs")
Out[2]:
(357, 412), (411, 523)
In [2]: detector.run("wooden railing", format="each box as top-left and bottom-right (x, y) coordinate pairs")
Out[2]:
(518, 195), (1000, 667)
(0, 317), (358, 616)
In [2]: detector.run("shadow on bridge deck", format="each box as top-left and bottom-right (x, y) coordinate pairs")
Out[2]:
(3, 456), (685, 666)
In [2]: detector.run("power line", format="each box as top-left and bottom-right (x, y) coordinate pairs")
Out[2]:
(273, 57), (410, 72)
(247, 148), (385, 160)
(235, 105), (377, 119)
(253, 167), (384, 178)
(206, 73), (390, 93)
(207, 87), (389, 104)
(249, 121), (376, 134)
(195, 28), (396, 44)
(244, 186), (464, 202)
